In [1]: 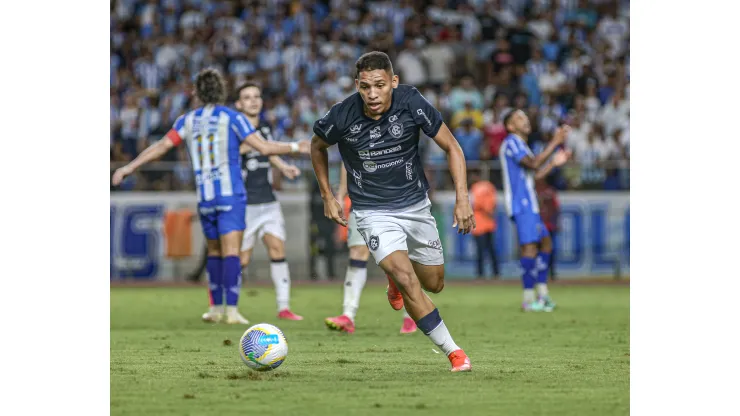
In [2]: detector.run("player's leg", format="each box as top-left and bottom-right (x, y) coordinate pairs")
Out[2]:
(379, 252), (470, 372)
(474, 234), (486, 278)
(199, 208), (225, 322)
(326, 212), (368, 333)
(219, 201), (250, 324)
(362, 202), (469, 371)
(515, 213), (547, 312)
(489, 231), (501, 278)
(263, 233), (303, 320)
(535, 221), (556, 311)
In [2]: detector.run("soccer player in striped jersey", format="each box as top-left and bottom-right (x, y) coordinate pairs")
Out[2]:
(112, 68), (310, 324)
(233, 81), (303, 321)
(499, 110), (571, 312)
(324, 164), (417, 334)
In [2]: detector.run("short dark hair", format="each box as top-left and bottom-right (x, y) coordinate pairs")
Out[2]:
(234, 81), (261, 100)
(503, 109), (517, 133)
(355, 51), (394, 78)
(195, 68), (227, 104)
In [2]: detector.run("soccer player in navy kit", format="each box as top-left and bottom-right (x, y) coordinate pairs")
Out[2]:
(234, 82), (304, 321)
(112, 69), (310, 324)
(499, 109), (571, 312)
(310, 52), (474, 372)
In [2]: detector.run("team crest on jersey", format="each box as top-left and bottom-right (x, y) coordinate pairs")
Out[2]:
(350, 124), (363, 134)
(369, 235), (379, 251)
(389, 114), (398, 123)
(389, 122), (404, 138)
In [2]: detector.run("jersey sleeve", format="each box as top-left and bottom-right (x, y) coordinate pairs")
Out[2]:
(165, 115), (186, 146)
(312, 104), (342, 145)
(232, 112), (256, 142)
(504, 138), (528, 164)
(407, 87), (443, 137)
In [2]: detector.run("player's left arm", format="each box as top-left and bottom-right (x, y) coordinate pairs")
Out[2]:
(431, 123), (476, 234)
(112, 131), (179, 186)
(269, 156), (301, 179)
(534, 149), (573, 180)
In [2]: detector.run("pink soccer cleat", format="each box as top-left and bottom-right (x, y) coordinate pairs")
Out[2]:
(386, 274), (404, 311)
(324, 314), (356, 334)
(400, 317), (417, 334)
(277, 309), (304, 321)
(448, 349), (472, 372)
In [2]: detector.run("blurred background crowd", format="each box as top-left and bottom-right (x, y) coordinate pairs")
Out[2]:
(110, 0), (630, 192)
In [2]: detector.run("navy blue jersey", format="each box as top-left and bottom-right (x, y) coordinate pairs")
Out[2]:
(241, 121), (277, 205)
(312, 85), (443, 210)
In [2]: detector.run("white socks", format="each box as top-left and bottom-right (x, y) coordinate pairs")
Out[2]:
(270, 260), (291, 312)
(536, 283), (549, 298)
(426, 321), (461, 356)
(523, 289), (536, 304)
(342, 263), (368, 321)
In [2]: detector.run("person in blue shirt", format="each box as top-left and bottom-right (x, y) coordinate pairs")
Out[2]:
(499, 110), (571, 312)
(112, 68), (310, 324)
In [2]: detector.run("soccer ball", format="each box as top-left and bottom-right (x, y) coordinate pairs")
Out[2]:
(239, 323), (288, 371)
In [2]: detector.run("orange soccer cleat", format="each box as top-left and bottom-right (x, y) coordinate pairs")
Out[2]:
(386, 274), (404, 310)
(448, 349), (472, 372)
(400, 316), (417, 334)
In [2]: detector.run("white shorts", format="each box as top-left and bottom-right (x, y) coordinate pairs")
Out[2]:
(241, 201), (286, 251)
(347, 212), (366, 248)
(353, 198), (444, 266)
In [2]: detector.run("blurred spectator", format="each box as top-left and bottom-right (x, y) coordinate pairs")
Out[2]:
(110, 0), (629, 193)
(454, 119), (484, 161)
(451, 101), (484, 130)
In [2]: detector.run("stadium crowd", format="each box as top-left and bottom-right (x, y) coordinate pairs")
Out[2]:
(110, 0), (630, 192)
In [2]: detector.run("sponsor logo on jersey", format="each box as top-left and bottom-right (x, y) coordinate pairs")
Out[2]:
(389, 122), (404, 138)
(352, 169), (363, 188)
(325, 124), (334, 136)
(389, 114), (398, 123)
(416, 109), (432, 126)
(343, 136), (358, 143)
(370, 126), (382, 140)
(362, 158), (404, 172)
(359, 145), (402, 159)
(405, 160), (414, 180)
(350, 124), (363, 134)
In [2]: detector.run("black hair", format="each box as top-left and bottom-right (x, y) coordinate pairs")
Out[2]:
(195, 68), (227, 104)
(355, 51), (394, 78)
(503, 109), (517, 134)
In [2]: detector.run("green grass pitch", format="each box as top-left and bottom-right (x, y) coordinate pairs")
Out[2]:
(111, 283), (629, 416)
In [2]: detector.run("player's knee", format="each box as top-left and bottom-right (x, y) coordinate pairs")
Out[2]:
(426, 278), (445, 294)
(539, 236), (553, 253)
(349, 245), (370, 261)
(388, 267), (418, 294)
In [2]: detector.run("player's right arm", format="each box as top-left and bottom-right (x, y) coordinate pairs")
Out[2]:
(233, 113), (310, 156)
(310, 105), (347, 227)
(336, 163), (348, 202)
(518, 126), (571, 170)
(112, 118), (183, 186)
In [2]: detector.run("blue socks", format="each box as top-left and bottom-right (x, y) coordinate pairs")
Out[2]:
(536, 252), (551, 284)
(206, 256), (223, 306)
(223, 256), (242, 306)
(520, 257), (537, 289)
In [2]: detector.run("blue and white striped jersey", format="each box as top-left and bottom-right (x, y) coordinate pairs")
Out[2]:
(166, 105), (255, 203)
(499, 134), (540, 217)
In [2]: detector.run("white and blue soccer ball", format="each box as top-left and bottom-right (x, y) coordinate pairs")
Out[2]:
(239, 323), (288, 371)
